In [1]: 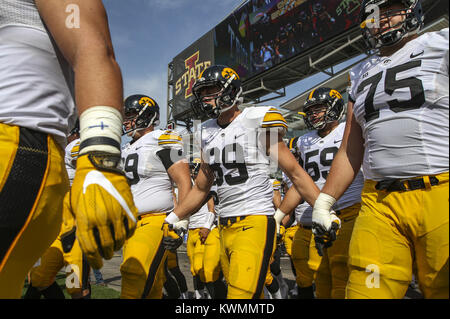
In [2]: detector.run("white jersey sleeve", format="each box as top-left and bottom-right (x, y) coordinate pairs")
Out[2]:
(349, 29), (449, 181)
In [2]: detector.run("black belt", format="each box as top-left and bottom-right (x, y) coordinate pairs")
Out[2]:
(375, 176), (439, 192)
(219, 216), (246, 227)
(299, 224), (312, 230)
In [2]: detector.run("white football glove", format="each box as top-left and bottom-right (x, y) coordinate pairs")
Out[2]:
(274, 208), (287, 235)
(312, 193), (341, 256)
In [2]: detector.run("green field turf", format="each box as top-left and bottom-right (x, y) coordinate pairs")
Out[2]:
(22, 273), (120, 299)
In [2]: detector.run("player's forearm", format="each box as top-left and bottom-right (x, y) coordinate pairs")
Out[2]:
(279, 186), (303, 215)
(321, 108), (364, 200)
(321, 144), (363, 200)
(273, 192), (281, 209)
(74, 53), (124, 115)
(290, 170), (321, 207)
(173, 186), (210, 220)
(206, 197), (215, 213)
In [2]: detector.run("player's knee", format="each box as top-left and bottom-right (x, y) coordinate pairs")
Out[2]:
(120, 258), (147, 299)
(30, 269), (55, 290)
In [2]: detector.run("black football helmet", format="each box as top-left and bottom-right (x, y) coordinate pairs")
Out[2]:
(303, 87), (345, 130)
(359, 0), (424, 50)
(191, 65), (243, 119)
(123, 94), (160, 135)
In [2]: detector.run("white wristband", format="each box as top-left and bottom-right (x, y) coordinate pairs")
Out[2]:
(314, 193), (337, 211)
(165, 212), (180, 225)
(203, 211), (216, 230)
(79, 106), (123, 155)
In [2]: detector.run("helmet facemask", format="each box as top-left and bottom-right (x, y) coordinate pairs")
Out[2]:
(303, 88), (345, 131)
(192, 77), (243, 119)
(122, 101), (160, 137)
(304, 104), (329, 130)
(360, 0), (424, 50)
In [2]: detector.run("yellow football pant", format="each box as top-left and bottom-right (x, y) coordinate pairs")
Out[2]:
(202, 227), (221, 283)
(120, 213), (168, 299)
(0, 124), (68, 298)
(284, 225), (299, 257)
(187, 228), (205, 279)
(166, 250), (178, 270)
(30, 233), (88, 297)
(219, 215), (276, 299)
(346, 173), (449, 299)
(309, 202), (360, 299)
(292, 225), (321, 288)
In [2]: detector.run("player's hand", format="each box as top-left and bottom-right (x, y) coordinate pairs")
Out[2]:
(274, 208), (286, 236)
(199, 228), (210, 244)
(312, 193), (340, 256)
(162, 222), (184, 251)
(276, 225), (286, 246)
(71, 152), (138, 269)
(313, 219), (340, 257)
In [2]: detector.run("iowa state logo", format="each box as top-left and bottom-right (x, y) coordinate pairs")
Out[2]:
(175, 51), (211, 99)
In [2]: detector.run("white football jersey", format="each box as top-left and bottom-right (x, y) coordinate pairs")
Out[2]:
(64, 138), (80, 186)
(294, 123), (364, 224)
(121, 130), (183, 216)
(0, 0), (76, 148)
(201, 106), (287, 218)
(348, 28), (449, 181)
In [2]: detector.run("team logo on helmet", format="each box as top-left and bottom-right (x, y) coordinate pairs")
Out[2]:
(139, 96), (155, 107)
(329, 90), (342, 99)
(222, 67), (239, 80)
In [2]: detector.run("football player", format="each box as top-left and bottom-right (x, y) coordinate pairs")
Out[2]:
(311, 0), (449, 298)
(0, 0), (137, 298)
(280, 137), (318, 299)
(280, 88), (365, 298)
(25, 124), (92, 299)
(187, 159), (220, 299)
(120, 94), (191, 299)
(164, 65), (321, 299)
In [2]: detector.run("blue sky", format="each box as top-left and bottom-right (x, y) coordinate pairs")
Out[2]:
(103, 0), (363, 129)
(103, 0), (241, 128)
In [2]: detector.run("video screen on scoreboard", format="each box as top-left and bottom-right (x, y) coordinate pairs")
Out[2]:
(214, 0), (362, 81)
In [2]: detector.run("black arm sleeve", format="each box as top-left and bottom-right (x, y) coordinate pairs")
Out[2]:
(156, 148), (183, 171)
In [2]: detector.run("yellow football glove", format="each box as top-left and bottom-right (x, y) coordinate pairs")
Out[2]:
(60, 192), (77, 254)
(71, 152), (138, 269)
